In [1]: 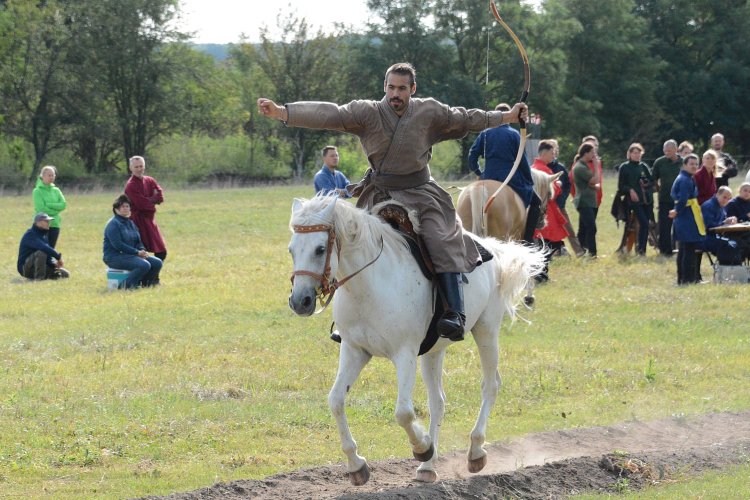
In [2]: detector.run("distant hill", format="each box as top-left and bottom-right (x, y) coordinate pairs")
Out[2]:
(192, 43), (231, 62)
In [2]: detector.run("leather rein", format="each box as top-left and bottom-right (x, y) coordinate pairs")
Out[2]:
(290, 223), (383, 314)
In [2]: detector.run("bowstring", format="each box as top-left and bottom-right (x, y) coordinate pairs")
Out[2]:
(482, 0), (491, 233)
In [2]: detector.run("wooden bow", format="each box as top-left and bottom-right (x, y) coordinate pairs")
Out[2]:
(483, 1), (530, 214)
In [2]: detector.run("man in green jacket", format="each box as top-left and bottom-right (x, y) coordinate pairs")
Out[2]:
(32, 166), (67, 249)
(651, 140), (682, 255)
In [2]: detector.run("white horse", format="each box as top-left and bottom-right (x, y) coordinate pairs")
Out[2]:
(287, 196), (544, 485)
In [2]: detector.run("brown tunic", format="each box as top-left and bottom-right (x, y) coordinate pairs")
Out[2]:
(287, 97), (503, 273)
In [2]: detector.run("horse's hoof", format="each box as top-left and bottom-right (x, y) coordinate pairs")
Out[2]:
(413, 443), (435, 462)
(415, 469), (438, 483)
(468, 454), (487, 473)
(349, 463), (370, 486)
(523, 296), (535, 306)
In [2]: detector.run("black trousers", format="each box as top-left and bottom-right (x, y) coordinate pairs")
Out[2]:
(677, 241), (697, 284)
(48, 227), (60, 249)
(631, 205), (650, 255)
(657, 201), (675, 255)
(576, 207), (598, 256)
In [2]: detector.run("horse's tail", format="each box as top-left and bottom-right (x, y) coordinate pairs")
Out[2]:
(469, 184), (487, 237)
(481, 238), (545, 319)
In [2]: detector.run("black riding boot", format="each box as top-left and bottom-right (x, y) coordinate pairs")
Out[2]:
(523, 192), (543, 244)
(436, 272), (466, 342)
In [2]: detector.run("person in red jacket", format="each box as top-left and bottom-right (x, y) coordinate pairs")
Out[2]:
(532, 140), (568, 281)
(124, 156), (168, 261)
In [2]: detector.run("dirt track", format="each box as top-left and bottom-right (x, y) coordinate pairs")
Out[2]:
(132, 411), (750, 500)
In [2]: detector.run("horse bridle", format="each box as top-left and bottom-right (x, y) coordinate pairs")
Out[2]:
(290, 223), (383, 313)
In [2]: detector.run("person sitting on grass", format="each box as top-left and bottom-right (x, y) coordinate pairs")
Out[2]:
(17, 212), (70, 281)
(103, 194), (162, 289)
(725, 183), (750, 223)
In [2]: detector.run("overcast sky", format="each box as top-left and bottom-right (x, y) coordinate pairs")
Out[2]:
(180, 0), (542, 44)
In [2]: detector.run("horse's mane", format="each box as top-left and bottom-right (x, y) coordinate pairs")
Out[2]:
(290, 196), (408, 258)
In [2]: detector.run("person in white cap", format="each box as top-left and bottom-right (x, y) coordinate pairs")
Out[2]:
(17, 212), (69, 280)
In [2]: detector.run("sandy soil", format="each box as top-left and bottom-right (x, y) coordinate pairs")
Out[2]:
(131, 410), (750, 500)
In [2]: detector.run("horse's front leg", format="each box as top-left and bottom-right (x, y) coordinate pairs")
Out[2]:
(415, 349), (447, 483)
(467, 321), (502, 473)
(391, 352), (434, 464)
(329, 342), (372, 485)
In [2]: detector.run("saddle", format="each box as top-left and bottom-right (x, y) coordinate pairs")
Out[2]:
(374, 203), (492, 355)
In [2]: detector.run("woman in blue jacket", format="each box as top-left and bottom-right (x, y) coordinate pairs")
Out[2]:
(104, 195), (162, 289)
(669, 154), (705, 284)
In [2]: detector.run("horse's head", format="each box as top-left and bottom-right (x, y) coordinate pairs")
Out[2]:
(288, 197), (340, 316)
(531, 170), (563, 228)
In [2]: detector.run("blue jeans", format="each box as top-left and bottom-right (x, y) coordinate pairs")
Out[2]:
(105, 255), (162, 289)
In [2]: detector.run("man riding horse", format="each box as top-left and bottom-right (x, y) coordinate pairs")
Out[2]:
(258, 62), (528, 342)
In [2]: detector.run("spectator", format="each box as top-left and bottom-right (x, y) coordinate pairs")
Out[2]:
(652, 140), (682, 256)
(725, 183), (750, 223)
(532, 140), (568, 279)
(693, 150), (718, 205)
(32, 166), (67, 249)
(617, 143), (654, 255)
(17, 212), (69, 280)
(678, 141), (694, 158)
(313, 146), (351, 198)
(699, 186), (736, 279)
(669, 154), (705, 285)
(103, 195), (163, 289)
(710, 133), (738, 188)
(468, 103), (540, 244)
(125, 156), (168, 261)
(572, 142), (600, 257)
(547, 139), (583, 256)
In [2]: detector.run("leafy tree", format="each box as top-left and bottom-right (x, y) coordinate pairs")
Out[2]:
(251, 11), (345, 178)
(0, 0), (78, 179)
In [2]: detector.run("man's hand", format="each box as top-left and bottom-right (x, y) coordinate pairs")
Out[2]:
(507, 103), (529, 123)
(336, 188), (347, 197)
(138, 249), (148, 259)
(56, 258), (64, 269)
(630, 189), (639, 203)
(258, 98), (284, 120)
(668, 209), (677, 219)
(725, 216), (738, 225)
(476, 175), (482, 181)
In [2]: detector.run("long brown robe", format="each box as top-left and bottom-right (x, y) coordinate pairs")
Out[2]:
(287, 97), (503, 273)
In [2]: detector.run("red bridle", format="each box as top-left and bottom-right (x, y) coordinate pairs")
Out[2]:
(290, 223), (383, 313)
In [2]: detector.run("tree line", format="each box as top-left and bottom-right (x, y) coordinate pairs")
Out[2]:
(0, 0), (748, 189)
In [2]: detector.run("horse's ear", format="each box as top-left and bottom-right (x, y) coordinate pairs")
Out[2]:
(551, 171), (564, 182)
(292, 198), (304, 214)
(321, 197), (337, 221)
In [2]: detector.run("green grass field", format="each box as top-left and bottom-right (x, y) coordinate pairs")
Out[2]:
(1, 180), (749, 499)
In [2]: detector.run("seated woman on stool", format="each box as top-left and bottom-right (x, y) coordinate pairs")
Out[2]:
(104, 194), (163, 289)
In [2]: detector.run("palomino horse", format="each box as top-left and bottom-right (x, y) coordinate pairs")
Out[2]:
(288, 196), (544, 485)
(456, 169), (563, 303)
(456, 169), (563, 240)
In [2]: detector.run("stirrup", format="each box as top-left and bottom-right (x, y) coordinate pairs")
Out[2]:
(437, 312), (465, 342)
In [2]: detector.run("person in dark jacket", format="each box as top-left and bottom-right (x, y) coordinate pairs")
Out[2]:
(669, 154), (706, 284)
(547, 139), (583, 256)
(725, 183), (750, 223)
(468, 103), (540, 243)
(711, 133), (738, 188)
(651, 140), (682, 256)
(617, 143), (654, 255)
(103, 194), (162, 289)
(17, 212), (69, 280)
